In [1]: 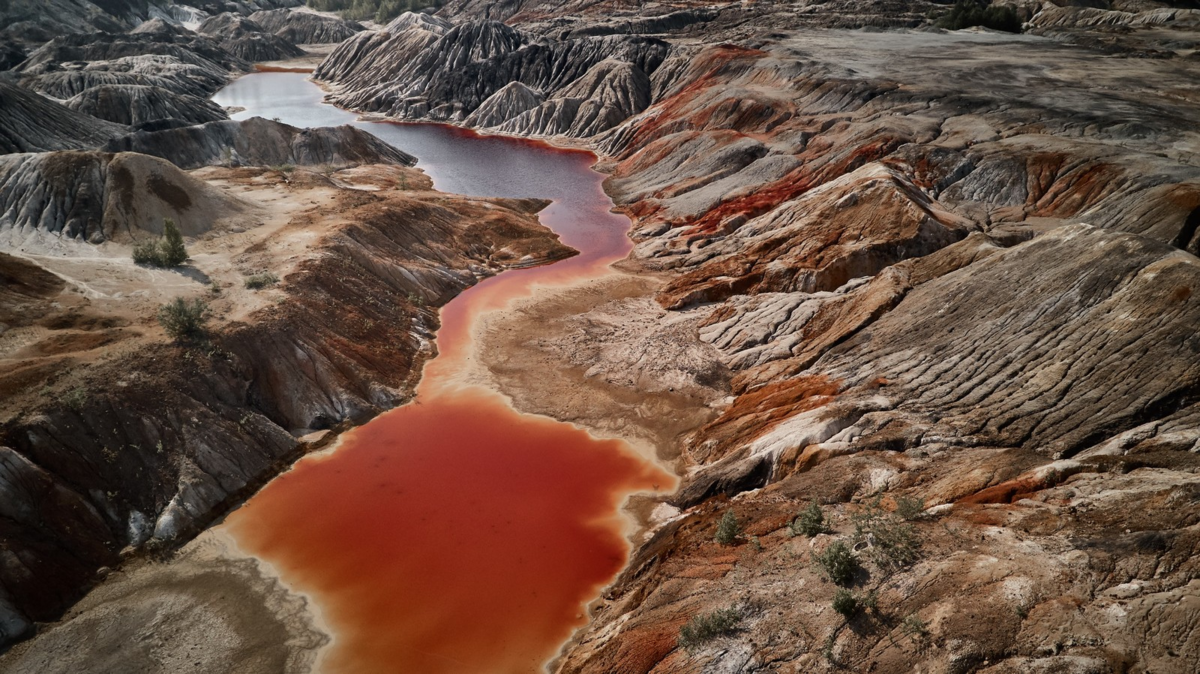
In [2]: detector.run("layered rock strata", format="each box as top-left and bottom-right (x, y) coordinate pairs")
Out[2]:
(196, 12), (305, 63)
(315, 15), (668, 138)
(248, 8), (364, 44)
(0, 80), (128, 154)
(102, 117), (418, 169)
(64, 83), (229, 126)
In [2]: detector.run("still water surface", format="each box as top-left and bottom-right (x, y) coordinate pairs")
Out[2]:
(213, 73), (672, 674)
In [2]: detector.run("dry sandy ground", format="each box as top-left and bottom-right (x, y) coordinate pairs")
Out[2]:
(475, 269), (728, 470)
(0, 531), (326, 674)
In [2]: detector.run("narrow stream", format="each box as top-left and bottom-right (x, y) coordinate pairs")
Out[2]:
(212, 73), (673, 673)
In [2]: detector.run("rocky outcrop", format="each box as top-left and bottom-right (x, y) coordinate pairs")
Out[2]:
(311, 13), (450, 88)
(196, 12), (304, 63)
(15, 24), (248, 83)
(462, 81), (545, 128)
(0, 0), (135, 46)
(102, 116), (417, 169)
(64, 84), (228, 126)
(654, 162), (974, 309)
(0, 150), (250, 243)
(316, 15), (669, 138)
(0, 43), (27, 71)
(248, 8), (364, 44)
(20, 54), (235, 98)
(537, 18), (1200, 674)
(493, 57), (651, 137)
(1029, 5), (1200, 31)
(0, 80), (127, 154)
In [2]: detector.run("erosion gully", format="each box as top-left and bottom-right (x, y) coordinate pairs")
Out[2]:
(212, 73), (674, 673)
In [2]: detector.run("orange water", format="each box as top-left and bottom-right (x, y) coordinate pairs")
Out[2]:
(219, 74), (673, 674)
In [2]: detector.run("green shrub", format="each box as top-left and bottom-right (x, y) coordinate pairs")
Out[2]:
(157, 298), (209, 341)
(63, 386), (89, 411)
(814, 540), (859, 586)
(715, 509), (741, 546)
(161, 219), (188, 267)
(934, 0), (1023, 33)
(895, 495), (925, 521)
(132, 239), (165, 266)
(832, 588), (858, 617)
(244, 272), (280, 290)
(853, 497), (920, 571)
(791, 500), (829, 537)
(132, 218), (189, 268)
(901, 613), (929, 641)
(677, 607), (741, 652)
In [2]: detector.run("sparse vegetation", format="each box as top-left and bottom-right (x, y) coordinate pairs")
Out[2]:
(715, 509), (741, 546)
(63, 386), (89, 411)
(677, 607), (742, 652)
(901, 613), (929, 641)
(792, 499), (830, 537)
(131, 218), (189, 268)
(853, 497), (921, 571)
(895, 495), (925, 521)
(832, 588), (858, 617)
(814, 540), (859, 586)
(244, 272), (280, 289)
(270, 163), (296, 174)
(157, 297), (209, 341)
(934, 0), (1023, 33)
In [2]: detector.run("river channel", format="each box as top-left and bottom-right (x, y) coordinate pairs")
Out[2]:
(212, 72), (673, 674)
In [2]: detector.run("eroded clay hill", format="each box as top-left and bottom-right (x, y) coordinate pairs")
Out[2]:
(535, 15), (1200, 674)
(315, 15), (669, 137)
(303, 4), (1200, 672)
(4, 1), (1200, 672)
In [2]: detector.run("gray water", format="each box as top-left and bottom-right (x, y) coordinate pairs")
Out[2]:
(211, 72), (628, 263)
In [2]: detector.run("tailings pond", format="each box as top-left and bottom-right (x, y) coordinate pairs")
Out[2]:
(212, 73), (673, 674)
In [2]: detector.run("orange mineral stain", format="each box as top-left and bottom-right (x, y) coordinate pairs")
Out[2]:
(218, 73), (674, 674)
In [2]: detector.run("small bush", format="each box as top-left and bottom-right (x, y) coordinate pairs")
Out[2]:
(814, 540), (859, 586)
(901, 613), (929, 641)
(160, 219), (188, 267)
(715, 509), (741, 546)
(678, 607), (741, 652)
(132, 218), (189, 268)
(244, 272), (280, 289)
(157, 297), (209, 341)
(832, 588), (858, 617)
(895, 495), (925, 521)
(934, 0), (1022, 33)
(860, 589), (878, 613)
(853, 497), (920, 571)
(132, 239), (165, 266)
(791, 500), (829, 537)
(270, 164), (295, 174)
(63, 386), (88, 411)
